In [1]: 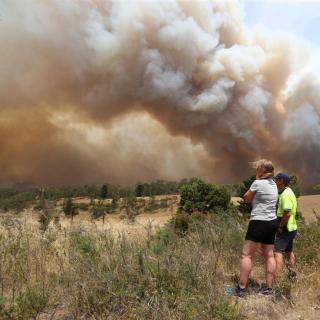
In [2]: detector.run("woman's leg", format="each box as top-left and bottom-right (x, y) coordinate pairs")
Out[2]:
(275, 252), (284, 275)
(239, 240), (259, 288)
(261, 244), (276, 288)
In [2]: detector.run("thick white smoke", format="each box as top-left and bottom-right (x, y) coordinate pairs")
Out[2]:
(0, 0), (320, 189)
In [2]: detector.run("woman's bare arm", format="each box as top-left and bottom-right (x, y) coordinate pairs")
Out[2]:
(243, 190), (255, 203)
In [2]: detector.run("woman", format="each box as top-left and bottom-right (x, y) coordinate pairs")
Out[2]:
(235, 159), (278, 296)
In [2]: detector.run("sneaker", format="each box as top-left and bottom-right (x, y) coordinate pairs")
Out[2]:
(234, 284), (246, 297)
(258, 285), (273, 295)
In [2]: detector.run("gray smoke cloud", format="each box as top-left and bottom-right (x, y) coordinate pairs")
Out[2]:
(1, 0), (320, 189)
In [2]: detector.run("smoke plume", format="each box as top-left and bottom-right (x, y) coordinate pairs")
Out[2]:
(1, 0), (320, 190)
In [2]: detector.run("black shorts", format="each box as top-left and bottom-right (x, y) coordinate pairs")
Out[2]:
(245, 219), (278, 245)
(274, 229), (297, 253)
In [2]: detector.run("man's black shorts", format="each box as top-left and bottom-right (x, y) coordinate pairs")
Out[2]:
(245, 219), (278, 245)
(274, 229), (297, 253)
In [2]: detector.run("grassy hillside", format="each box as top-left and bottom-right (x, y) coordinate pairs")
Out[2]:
(0, 201), (320, 319)
(1, 190), (320, 319)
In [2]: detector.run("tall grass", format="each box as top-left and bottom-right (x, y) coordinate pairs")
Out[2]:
(0, 211), (320, 319)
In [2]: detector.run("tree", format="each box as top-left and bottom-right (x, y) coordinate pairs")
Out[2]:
(121, 196), (145, 222)
(179, 179), (230, 214)
(238, 176), (255, 214)
(100, 184), (108, 199)
(289, 175), (300, 198)
(111, 193), (119, 212)
(314, 184), (320, 194)
(135, 183), (144, 197)
(91, 200), (111, 223)
(63, 198), (74, 216)
(37, 188), (53, 232)
(63, 198), (78, 222)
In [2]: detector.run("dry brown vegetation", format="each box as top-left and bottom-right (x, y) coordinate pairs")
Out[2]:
(296, 195), (320, 222)
(0, 195), (320, 319)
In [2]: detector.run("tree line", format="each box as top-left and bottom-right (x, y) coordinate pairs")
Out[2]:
(0, 176), (302, 214)
(0, 179), (193, 213)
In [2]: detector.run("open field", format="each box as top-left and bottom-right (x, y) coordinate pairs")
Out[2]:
(1, 194), (320, 319)
(13, 194), (320, 242)
(297, 195), (320, 221)
(53, 195), (320, 229)
(21, 209), (175, 240)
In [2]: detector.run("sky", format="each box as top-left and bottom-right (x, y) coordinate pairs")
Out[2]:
(1, 0), (320, 189)
(240, 0), (320, 45)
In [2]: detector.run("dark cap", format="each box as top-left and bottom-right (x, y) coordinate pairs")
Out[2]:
(274, 172), (290, 184)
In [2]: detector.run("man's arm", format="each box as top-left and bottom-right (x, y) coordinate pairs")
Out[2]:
(278, 210), (291, 232)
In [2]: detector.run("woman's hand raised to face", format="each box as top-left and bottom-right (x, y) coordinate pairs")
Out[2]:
(256, 167), (264, 180)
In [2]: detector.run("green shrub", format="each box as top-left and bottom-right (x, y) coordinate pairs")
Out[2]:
(15, 288), (49, 320)
(76, 203), (89, 211)
(91, 202), (111, 219)
(0, 191), (36, 213)
(174, 213), (191, 235)
(295, 220), (320, 266)
(70, 232), (97, 259)
(289, 175), (300, 198)
(100, 184), (108, 199)
(179, 179), (230, 213)
(63, 198), (79, 218)
(144, 203), (161, 212)
(150, 222), (177, 254)
(37, 198), (53, 232)
(212, 297), (243, 320)
(144, 199), (168, 212)
(38, 211), (51, 233)
(238, 175), (255, 214)
(190, 211), (207, 221)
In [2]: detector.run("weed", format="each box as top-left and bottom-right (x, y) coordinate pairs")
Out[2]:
(0, 206), (319, 319)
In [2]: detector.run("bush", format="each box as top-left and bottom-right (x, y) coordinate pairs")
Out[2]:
(0, 190), (37, 213)
(63, 197), (79, 217)
(76, 203), (89, 211)
(144, 199), (169, 212)
(135, 183), (144, 197)
(213, 297), (242, 320)
(70, 232), (97, 259)
(100, 184), (108, 199)
(174, 213), (191, 235)
(289, 175), (300, 198)
(15, 288), (49, 320)
(144, 203), (161, 212)
(91, 202), (111, 219)
(295, 219), (320, 266)
(179, 179), (230, 213)
(238, 175), (255, 214)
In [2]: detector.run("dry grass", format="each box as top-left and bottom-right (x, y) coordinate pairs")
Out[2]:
(297, 195), (320, 222)
(0, 212), (245, 319)
(1, 195), (320, 319)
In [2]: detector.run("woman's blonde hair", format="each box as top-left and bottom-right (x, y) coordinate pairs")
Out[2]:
(251, 159), (274, 178)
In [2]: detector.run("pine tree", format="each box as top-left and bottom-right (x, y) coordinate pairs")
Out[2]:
(63, 198), (73, 216)
(135, 183), (144, 197)
(100, 184), (108, 199)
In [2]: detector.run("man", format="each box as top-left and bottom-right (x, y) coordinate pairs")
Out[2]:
(274, 173), (298, 279)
